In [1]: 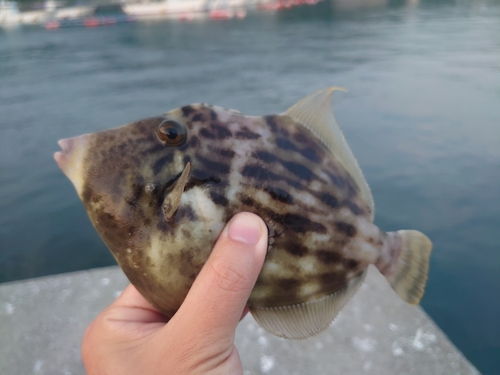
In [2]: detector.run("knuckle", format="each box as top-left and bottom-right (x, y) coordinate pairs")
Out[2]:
(210, 259), (251, 294)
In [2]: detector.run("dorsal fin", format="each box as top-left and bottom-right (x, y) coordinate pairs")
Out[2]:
(284, 87), (374, 219)
(250, 269), (367, 339)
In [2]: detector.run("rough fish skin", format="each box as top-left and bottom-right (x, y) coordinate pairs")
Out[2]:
(55, 88), (432, 339)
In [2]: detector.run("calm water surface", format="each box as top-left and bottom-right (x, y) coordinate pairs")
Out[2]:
(1, 1), (499, 373)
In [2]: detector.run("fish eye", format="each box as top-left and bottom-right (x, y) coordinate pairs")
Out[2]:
(157, 120), (187, 147)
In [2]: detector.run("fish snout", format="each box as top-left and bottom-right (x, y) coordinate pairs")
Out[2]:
(54, 135), (89, 194)
(54, 138), (74, 170)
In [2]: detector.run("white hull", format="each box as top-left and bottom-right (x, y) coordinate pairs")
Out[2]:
(124, 0), (208, 17)
(0, 10), (50, 25)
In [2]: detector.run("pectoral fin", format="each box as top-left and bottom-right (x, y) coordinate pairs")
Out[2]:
(163, 162), (191, 221)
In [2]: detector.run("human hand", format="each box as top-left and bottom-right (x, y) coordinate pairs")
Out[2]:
(82, 212), (268, 375)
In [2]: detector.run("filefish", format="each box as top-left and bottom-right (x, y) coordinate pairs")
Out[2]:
(54, 88), (432, 339)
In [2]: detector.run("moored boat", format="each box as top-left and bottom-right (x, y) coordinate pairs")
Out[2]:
(44, 4), (135, 29)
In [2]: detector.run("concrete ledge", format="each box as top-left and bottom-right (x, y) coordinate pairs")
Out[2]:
(0, 266), (479, 375)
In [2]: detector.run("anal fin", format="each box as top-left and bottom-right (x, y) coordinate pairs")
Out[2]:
(250, 270), (367, 339)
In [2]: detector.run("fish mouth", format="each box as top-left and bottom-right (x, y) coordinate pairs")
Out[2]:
(54, 138), (75, 171)
(54, 135), (89, 195)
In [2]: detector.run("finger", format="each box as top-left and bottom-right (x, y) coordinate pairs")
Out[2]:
(171, 212), (267, 342)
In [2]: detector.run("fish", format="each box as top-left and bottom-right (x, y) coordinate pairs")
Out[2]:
(54, 87), (432, 339)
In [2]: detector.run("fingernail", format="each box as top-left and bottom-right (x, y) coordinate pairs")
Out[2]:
(228, 213), (263, 245)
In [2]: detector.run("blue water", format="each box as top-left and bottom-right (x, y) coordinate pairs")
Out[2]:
(1, 1), (499, 373)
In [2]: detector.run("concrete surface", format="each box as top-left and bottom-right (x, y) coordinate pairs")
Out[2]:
(0, 266), (479, 375)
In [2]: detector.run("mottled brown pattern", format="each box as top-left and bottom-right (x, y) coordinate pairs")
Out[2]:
(72, 103), (392, 317)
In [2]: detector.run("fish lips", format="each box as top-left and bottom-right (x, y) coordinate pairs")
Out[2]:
(54, 138), (75, 171)
(54, 135), (89, 195)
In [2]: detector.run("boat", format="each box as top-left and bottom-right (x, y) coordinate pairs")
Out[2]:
(0, 0), (51, 26)
(0, 0), (19, 25)
(44, 4), (135, 29)
(207, 0), (246, 19)
(209, 8), (233, 18)
(123, 0), (208, 20)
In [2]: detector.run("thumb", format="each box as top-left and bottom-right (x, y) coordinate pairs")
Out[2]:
(172, 212), (268, 342)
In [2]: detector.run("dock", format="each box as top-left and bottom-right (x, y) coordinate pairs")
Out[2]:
(0, 266), (479, 374)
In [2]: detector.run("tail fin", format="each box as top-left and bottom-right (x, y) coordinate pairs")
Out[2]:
(385, 230), (432, 305)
